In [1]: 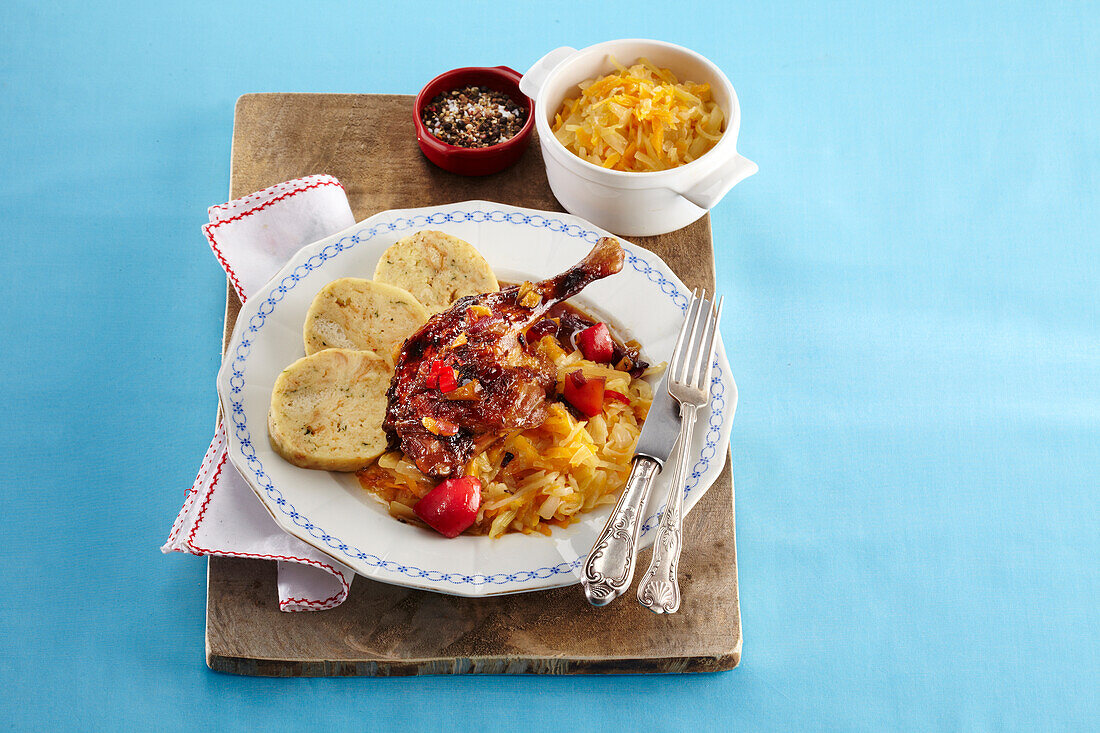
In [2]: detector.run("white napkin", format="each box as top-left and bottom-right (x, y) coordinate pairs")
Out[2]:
(162, 174), (359, 611)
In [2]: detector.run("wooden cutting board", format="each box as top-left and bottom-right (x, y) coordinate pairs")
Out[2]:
(206, 93), (741, 675)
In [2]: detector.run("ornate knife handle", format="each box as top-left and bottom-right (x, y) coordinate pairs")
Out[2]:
(581, 456), (660, 606)
(637, 405), (697, 614)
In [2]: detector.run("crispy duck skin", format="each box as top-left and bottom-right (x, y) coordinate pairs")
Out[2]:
(384, 237), (626, 478)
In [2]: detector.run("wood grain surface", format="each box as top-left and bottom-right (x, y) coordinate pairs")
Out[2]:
(206, 93), (741, 676)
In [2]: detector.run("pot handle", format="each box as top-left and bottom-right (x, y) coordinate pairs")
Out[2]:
(675, 153), (758, 210)
(519, 46), (577, 99)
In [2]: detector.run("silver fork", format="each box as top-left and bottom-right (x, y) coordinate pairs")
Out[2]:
(637, 289), (723, 614)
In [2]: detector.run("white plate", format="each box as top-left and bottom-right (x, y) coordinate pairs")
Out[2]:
(217, 201), (737, 596)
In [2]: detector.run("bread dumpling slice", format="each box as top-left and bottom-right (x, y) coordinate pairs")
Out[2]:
(373, 230), (499, 314)
(303, 278), (429, 358)
(268, 349), (391, 471)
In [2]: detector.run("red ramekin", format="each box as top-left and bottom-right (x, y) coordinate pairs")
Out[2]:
(414, 66), (535, 176)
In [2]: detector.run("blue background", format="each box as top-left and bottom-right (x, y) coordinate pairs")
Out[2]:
(1, 0), (1096, 729)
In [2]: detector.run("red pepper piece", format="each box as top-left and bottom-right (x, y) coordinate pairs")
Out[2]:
(437, 368), (458, 393)
(577, 322), (614, 363)
(605, 390), (630, 404)
(414, 476), (482, 538)
(563, 370), (606, 417)
(426, 360), (458, 392)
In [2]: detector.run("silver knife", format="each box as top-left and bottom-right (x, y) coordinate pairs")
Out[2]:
(581, 372), (681, 606)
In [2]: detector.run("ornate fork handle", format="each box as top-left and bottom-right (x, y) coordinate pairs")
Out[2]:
(637, 404), (697, 614)
(581, 456), (660, 606)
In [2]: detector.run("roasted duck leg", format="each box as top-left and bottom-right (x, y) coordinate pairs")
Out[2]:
(384, 237), (626, 477)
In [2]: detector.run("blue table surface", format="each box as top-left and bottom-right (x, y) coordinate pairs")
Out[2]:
(2, 0), (1097, 729)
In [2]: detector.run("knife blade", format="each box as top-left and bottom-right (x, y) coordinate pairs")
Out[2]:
(634, 372), (682, 467)
(581, 371), (682, 606)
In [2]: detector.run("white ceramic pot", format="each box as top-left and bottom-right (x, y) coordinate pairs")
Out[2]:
(520, 39), (758, 237)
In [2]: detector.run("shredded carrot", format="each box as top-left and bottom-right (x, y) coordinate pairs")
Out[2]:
(552, 56), (725, 172)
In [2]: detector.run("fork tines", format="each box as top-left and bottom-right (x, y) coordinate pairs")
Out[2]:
(670, 289), (724, 397)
